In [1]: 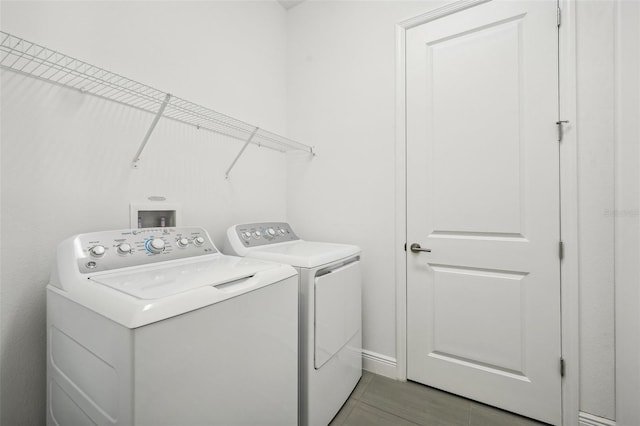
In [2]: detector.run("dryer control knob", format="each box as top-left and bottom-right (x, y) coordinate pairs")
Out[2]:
(253, 231), (262, 239)
(193, 236), (205, 246)
(278, 228), (286, 235)
(117, 243), (132, 255)
(242, 232), (252, 240)
(147, 238), (165, 254)
(267, 228), (276, 237)
(89, 245), (106, 257)
(176, 237), (189, 248)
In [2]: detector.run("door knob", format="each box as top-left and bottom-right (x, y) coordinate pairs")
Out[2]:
(410, 243), (431, 253)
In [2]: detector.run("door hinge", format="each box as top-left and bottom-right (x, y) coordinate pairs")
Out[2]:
(556, 120), (569, 142)
(557, 6), (561, 27)
(560, 358), (566, 377)
(559, 241), (564, 260)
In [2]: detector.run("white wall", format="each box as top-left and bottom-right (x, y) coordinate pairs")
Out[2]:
(286, 0), (444, 365)
(576, 0), (616, 420)
(575, 2), (640, 422)
(1, 1), (635, 424)
(0, 2), (288, 424)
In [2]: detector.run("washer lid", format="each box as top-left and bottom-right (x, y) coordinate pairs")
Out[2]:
(244, 241), (361, 268)
(49, 255), (297, 329)
(89, 256), (273, 300)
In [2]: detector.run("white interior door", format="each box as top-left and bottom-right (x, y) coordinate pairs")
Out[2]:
(406, 1), (561, 424)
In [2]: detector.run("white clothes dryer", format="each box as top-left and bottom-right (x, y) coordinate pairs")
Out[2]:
(224, 222), (362, 426)
(47, 226), (298, 426)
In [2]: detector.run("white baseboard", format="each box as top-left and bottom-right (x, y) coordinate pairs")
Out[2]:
(579, 412), (616, 426)
(362, 350), (397, 379)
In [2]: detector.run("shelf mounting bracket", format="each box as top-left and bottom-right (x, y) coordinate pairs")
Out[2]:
(225, 127), (260, 179)
(132, 93), (172, 168)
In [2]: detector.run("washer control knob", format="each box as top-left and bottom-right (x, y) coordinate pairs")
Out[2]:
(177, 237), (189, 248)
(193, 236), (205, 246)
(279, 228), (286, 235)
(147, 238), (165, 254)
(267, 228), (276, 237)
(89, 245), (106, 257)
(242, 231), (252, 240)
(117, 243), (132, 255)
(253, 231), (262, 239)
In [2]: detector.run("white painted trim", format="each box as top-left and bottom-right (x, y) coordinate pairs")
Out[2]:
(579, 412), (617, 426)
(394, 1), (580, 424)
(558, 1), (580, 426)
(362, 350), (397, 379)
(614, 1), (640, 425)
(394, 21), (408, 382)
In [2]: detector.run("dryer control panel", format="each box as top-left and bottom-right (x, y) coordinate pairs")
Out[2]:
(74, 227), (217, 274)
(233, 222), (299, 247)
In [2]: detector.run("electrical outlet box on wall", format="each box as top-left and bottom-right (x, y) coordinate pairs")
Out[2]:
(130, 201), (181, 229)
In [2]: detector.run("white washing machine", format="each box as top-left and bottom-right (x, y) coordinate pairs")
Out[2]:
(47, 226), (298, 426)
(224, 222), (362, 426)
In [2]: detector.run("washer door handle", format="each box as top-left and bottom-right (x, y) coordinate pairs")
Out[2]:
(410, 243), (431, 253)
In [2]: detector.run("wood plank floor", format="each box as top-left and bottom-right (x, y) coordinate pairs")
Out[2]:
(329, 371), (548, 426)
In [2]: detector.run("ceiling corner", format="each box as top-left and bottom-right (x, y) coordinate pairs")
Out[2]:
(277, 0), (307, 11)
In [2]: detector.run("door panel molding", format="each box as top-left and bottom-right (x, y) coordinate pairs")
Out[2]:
(394, 1), (579, 425)
(399, 0), (492, 30)
(430, 230), (528, 241)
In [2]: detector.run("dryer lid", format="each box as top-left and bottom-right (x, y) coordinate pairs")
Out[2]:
(244, 241), (360, 268)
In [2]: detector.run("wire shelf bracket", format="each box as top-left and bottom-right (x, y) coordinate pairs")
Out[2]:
(226, 127), (259, 179)
(132, 93), (172, 168)
(0, 30), (315, 175)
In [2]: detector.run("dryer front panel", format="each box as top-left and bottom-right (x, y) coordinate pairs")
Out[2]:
(314, 259), (361, 369)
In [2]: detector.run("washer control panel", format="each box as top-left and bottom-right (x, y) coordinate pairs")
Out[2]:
(234, 222), (299, 247)
(75, 227), (217, 274)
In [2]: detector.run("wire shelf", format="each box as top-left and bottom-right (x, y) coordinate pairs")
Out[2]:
(0, 31), (314, 167)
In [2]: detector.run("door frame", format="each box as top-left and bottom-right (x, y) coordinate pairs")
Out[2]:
(393, 1), (579, 425)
